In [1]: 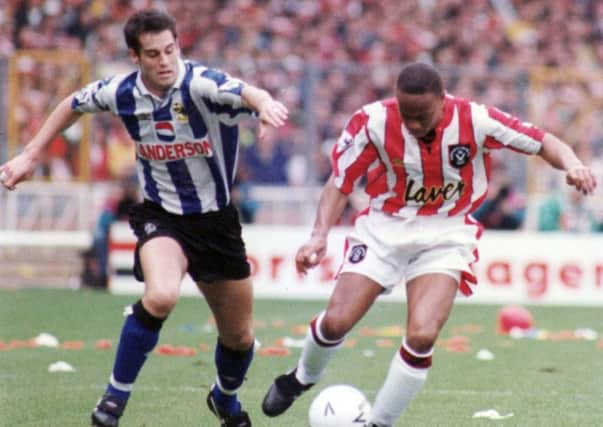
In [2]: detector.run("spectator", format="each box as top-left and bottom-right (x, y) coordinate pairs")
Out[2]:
(241, 127), (290, 184)
(231, 168), (259, 224)
(82, 177), (138, 288)
(473, 182), (525, 230)
(5, 0), (603, 227)
(538, 188), (601, 232)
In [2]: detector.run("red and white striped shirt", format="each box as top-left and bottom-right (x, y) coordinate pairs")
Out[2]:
(332, 94), (544, 218)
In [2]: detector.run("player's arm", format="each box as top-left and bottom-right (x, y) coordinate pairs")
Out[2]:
(0, 94), (82, 190)
(296, 108), (375, 273)
(538, 132), (596, 195)
(241, 85), (288, 139)
(296, 174), (350, 274)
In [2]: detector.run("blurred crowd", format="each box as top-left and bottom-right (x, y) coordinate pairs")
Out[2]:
(2, 0), (603, 229)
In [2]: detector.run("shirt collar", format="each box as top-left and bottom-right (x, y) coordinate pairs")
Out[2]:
(135, 58), (186, 100)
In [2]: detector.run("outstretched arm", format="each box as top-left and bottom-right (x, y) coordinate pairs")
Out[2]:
(538, 133), (596, 195)
(241, 85), (288, 140)
(296, 174), (350, 274)
(0, 94), (82, 190)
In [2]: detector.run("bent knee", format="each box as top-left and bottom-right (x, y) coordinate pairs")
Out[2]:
(320, 312), (352, 341)
(405, 329), (439, 353)
(143, 289), (179, 317)
(221, 329), (255, 351)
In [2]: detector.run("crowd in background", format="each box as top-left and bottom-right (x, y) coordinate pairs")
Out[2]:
(2, 0), (603, 231)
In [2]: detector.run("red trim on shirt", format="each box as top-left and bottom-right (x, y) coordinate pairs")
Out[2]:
(417, 97), (454, 215)
(382, 100), (407, 214)
(486, 106), (545, 151)
(449, 99), (477, 216)
(468, 151), (492, 213)
(332, 110), (378, 194)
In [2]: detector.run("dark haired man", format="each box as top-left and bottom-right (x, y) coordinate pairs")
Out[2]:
(0, 8), (288, 427)
(262, 62), (596, 426)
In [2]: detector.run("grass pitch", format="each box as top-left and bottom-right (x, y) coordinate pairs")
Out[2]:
(1, 288), (603, 426)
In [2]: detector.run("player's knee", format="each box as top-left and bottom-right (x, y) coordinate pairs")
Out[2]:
(320, 312), (351, 341)
(405, 329), (438, 354)
(132, 300), (166, 331)
(143, 288), (179, 316)
(221, 329), (254, 351)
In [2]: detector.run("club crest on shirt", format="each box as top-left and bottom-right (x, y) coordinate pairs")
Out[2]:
(448, 144), (471, 168)
(155, 122), (176, 142)
(172, 102), (188, 123)
(348, 244), (368, 264)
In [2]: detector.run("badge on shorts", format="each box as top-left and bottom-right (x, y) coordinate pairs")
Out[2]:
(448, 144), (471, 168)
(348, 244), (368, 264)
(144, 222), (157, 235)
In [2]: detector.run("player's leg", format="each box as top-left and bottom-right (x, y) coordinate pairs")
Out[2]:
(297, 272), (383, 383)
(92, 237), (187, 427)
(197, 278), (254, 425)
(368, 272), (458, 427)
(262, 272), (383, 417)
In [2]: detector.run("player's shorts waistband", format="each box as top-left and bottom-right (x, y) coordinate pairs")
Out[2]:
(140, 199), (235, 220)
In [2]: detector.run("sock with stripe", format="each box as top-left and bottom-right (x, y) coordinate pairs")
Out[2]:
(295, 311), (345, 385)
(211, 340), (254, 415)
(369, 337), (432, 426)
(106, 300), (165, 400)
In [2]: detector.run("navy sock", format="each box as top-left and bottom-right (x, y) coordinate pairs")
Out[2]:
(211, 340), (254, 414)
(106, 301), (164, 400)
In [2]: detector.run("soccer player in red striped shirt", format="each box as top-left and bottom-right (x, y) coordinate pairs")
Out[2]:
(262, 62), (596, 426)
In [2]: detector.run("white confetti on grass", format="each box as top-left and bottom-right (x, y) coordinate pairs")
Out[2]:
(34, 333), (59, 347)
(473, 409), (514, 420)
(281, 337), (305, 348)
(476, 348), (495, 360)
(48, 361), (75, 373)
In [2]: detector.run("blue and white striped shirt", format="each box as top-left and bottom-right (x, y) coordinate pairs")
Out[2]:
(72, 58), (255, 215)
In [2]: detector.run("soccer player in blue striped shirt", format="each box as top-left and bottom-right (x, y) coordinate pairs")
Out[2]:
(0, 9), (288, 427)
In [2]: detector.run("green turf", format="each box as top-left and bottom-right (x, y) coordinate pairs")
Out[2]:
(1, 288), (603, 426)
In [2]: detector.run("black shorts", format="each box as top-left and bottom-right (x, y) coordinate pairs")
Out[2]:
(128, 200), (250, 283)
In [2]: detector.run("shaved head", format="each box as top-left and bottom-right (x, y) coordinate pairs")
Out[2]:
(395, 62), (445, 140)
(396, 62), (444, 96)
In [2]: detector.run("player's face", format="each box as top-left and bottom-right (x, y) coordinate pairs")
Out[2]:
(130, 29), (180, 97)
(396, 91), (445, 139)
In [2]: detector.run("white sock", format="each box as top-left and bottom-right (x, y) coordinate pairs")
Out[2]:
(369, 339), (432, 426)
(295, 311), (345, 385)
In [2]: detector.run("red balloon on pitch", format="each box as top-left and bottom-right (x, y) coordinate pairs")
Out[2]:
(497, 305), (534, 334)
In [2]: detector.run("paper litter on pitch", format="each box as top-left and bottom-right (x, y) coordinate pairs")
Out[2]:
(476, 349), (495, 360)
(472, 409), (514, 420)
(34, 333), (59, 347)
(48, 361), (76, 373)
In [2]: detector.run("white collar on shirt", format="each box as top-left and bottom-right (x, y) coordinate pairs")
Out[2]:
(135, 57), (186, 101)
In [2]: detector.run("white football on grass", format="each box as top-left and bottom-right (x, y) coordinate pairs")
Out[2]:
(308, 384), (371, 427)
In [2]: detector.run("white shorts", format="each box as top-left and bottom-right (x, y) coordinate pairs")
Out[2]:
(338, 210), (481, 293)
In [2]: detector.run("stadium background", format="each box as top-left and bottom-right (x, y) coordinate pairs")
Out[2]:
(2, 1), (603, 426)
(1, 0), (602, 295)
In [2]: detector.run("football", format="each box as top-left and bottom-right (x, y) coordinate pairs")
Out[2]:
(308, 384), (371, 427)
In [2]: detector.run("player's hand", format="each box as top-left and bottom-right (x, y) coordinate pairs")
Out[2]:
(295, 234), (327, 275)
(0, 149), (40, 191)
(566, 165), (596, 195)
(258, 99), (288, 140)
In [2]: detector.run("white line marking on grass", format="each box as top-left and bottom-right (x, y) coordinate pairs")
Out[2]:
(76, 384), (207, 392)
(65, 384), (595, 401)
(428, 389), (514, 397)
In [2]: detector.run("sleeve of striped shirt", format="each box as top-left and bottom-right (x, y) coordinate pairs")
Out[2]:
(192, 68), (255, 125)
(71, 77), (115, 113)
(478, 103), (544, 154)
(331, 109), (378, 195)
